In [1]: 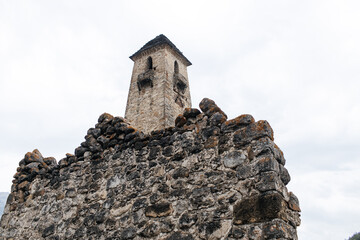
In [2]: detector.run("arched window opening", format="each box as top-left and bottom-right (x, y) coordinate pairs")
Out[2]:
(147, 57), (153, 70)
(174, 61), (179, 74)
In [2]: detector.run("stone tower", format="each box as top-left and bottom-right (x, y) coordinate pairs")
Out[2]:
(125, 34), (192, 133)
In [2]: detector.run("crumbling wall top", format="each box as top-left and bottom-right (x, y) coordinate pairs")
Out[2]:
(0, 98), (300, 240)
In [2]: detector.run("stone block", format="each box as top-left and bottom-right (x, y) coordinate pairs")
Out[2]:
(183, 108), (201, 119)
(255, 171), (283, 192)
(223, 150), (246, 168)
(279, 164), (291, 185)
(166, 232), (194, 240)
(221, 114), (255, 132)
(288, 192), (301, 212)
(254, 156), (279, 174)
(172, 167), (189, 179)
(204, 136), (218, 149)
(98, 113), (114, 123)
(199, 98), (228, 119)
(179, 212), (198, 229)
(233, 120), (274, 147)
(145, 203), (173, 217)
(175, 114), (186, 127)
(233, 192), (286, 224)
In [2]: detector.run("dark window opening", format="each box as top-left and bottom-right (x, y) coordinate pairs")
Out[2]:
(174, 61), (179, 74)
(147, 57), (153, 70)
(137, 78), (153, 91)
(176, 80), (186, 94)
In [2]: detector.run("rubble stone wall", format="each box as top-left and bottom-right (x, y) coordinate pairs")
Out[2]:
(0, 98), (300, 240)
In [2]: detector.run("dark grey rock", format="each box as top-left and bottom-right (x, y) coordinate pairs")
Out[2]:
(172, 167), (189, 179)
(280, 164), (291, 185)
(42, 224), (55, 237)
(233, 120), (274, 147)
(121, 227), (136, 239)
(223, 151), (246, 168)
(233, 192), (285, 225)
(179, 212), (197, 229)
(145, 203), (172, 217)
(166, 232), (194, 240)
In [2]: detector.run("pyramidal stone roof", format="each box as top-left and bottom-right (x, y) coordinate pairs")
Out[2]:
(130, 34), (192, 66)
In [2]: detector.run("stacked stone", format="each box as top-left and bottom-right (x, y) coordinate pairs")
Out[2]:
(9, 149), (57, 207)
(0, 98), (300, 240)
(72, 114), (142, 163)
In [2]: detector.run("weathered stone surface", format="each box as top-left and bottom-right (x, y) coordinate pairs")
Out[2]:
(175, 114), (187, 127)
(183, 108), (201, 119)
(145, 203), (173, 217)
(166, 231), (194, 240)
(75, 146), (87, 157)
(262, 219), (297, 239)
(255, 156), (280, 173)
(229, 226), (245, 238)
(233, 192), (286, 224)
(233, 120), (274, 146)
(179, 212), (197, 229)
(172, 167), (189, 179)
(256, 171), (283, 192)
(280, 164), (291, 185)
(120, 227), (136, 239)
(274, 143), (286, 165)
(288, 192), (301, 212)
(221, 114), (255, 133)
(24, 149), (43, 164)
(0, 98), (300, 239)
(204, 136), (218, 148)
(223, 151), (246, 168)
(42, 224), (55, 238)
(199, 98), (228, 119)
(209, 112), (227, 126)
(125, 35), (192, 134)
(98, 112), (114, 123)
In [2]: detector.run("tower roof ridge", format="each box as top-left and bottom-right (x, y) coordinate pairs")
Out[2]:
(130, 34), (192, 66)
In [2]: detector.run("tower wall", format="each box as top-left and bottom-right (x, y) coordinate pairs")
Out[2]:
(163, 46), (191, 128)
(125, 45), (191, 134)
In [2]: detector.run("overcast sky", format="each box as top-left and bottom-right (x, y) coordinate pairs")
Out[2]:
(1, 1), (360, 239)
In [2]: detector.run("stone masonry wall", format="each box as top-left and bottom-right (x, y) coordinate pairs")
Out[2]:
(125, 45), (168, 133)
(0, 98), (300, 240)
(125, 45), (191, 134)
